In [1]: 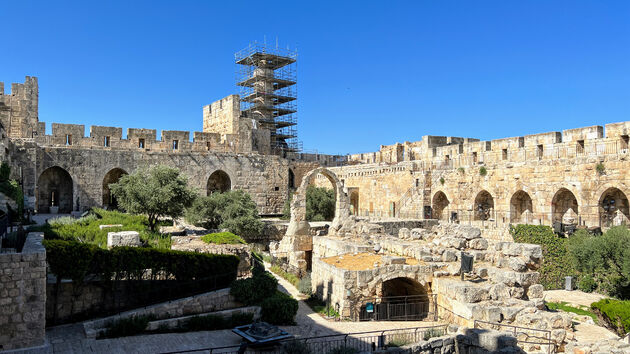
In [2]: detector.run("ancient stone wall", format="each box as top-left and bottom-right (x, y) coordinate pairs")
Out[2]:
(0, 233), (46, 351)
(0, 76), (39, 139)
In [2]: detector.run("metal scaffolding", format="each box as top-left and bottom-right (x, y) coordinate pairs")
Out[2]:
(236, 42), (301, 154)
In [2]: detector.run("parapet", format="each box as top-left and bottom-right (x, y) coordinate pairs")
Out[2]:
(604, 121), (630, 139)
(90, 126), (123, 139)
(562, 125), (603, 142)
(52, 123), (85, 138)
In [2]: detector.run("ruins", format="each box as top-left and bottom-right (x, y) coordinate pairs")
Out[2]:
(2, 43), (630, 352)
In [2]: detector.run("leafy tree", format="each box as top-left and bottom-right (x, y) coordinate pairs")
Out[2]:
(185, 190), (264, 239)
(110, 165), (196, 231)
(305, 185), (335, 221)
(567, 226), (630, 299)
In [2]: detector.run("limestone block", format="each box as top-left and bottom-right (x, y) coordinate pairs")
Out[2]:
(107, 231), (142, 249)
(382, 256), (406, 265)
(410, 228), (426, 240)
(99, 224), (123, 230)
(527, 284), (544, 299)
(468, 238), (488, 250)
(507, 257), (527, 272)
(442, 249), (457, 262)
(398, 227), (410, 239)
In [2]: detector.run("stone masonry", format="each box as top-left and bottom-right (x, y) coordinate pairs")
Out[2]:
(0, 232), (47, 351)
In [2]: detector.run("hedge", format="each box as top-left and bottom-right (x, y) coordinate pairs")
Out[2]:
(510, 224), (576, 290)
(201, 232), (246, 245)
(261, 291), (299, 325)
(43, 239), (239, 283)
(591, 298), (630, 336)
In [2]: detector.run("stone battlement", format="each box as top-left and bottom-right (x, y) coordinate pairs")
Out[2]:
(349, 121), (630, 168)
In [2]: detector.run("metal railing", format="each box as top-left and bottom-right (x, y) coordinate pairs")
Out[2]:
(473, 319), (555, 354)
(351, 294), (438, 322)
(159, 325), (449, 354)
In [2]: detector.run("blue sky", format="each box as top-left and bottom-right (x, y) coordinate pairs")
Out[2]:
(1, 1), (628, 154)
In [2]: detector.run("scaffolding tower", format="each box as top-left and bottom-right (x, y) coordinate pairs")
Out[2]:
(236, 42), (301, 155)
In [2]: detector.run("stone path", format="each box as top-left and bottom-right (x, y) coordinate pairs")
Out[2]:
(46, 264), (442, 353)
(543, 289), (606, 307)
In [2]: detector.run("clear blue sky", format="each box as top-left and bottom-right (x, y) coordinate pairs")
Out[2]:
(1, 1), (628, 155)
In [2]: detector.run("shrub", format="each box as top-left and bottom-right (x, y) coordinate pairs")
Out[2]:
(479, 166), (487, 176)
(110, 165), (196, 231)
(304, 295), (339, 318)
(596, 162), (606, 175)
(43, 239), (239, 283)
(439, 177), (445, 185)
(567, 226), (630, 299)
(0, 163), (24, 219)
(261, 291), (299, 325)
(230, 271), (278, 305)
(306, 185), (335, 221)
(298, 275), (312, 295)
(457, 167), (465, 174)
(423, 328), (444, 340)
(201, 232), (246, 245)
(510, 224), (576, 290)
(185, 190), (264, 239)
(101, 315), (153, 338)
(270, 265), (300, 288)
(591, 298), (630, 336)
(578, 274), (597, 293)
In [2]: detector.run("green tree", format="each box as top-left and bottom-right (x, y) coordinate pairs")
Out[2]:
(185, 190), (264, 239)
(306, 185), (335, 221)
(110, 165), (196, 231)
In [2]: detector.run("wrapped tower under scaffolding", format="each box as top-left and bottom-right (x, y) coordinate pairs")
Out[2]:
(236, 42), (301, 155)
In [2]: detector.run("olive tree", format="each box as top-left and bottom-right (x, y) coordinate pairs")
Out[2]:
(110, 165), (197, 231)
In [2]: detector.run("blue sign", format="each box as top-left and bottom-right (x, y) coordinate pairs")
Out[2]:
(366, 302), (374, 313)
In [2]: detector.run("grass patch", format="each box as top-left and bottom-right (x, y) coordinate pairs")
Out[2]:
(304, 295), (339, 318)
(29, 208), (172, 249)
(546, 301), (598, 323)
(201, 232), (245, 245)
(270, 265), (300, 288)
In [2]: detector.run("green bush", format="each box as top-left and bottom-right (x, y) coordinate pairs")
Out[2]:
(201, 232), (245, 245)
(479, 166), (487, 176)
(101, 315), (153, 338)
(510, 224), (575, 290)
(578, 274), (597, 293)
(43, 239), (239, 283)
(0, 162), (24, 219)
(230, 271), (278, 305)
(185, 190), (263, 239)
(261, 291), (299, 325)
(305, 295), (339, 318)
(270, 265), (300, 288)
(567, 226), (630, 299)
(591, 298), (630, 335)
(306, 185), (335, 221)
(298, 275), (312, 295)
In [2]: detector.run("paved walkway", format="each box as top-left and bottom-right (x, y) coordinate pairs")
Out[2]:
(543, 290), (606, 307)
(46, 264), (442, 353)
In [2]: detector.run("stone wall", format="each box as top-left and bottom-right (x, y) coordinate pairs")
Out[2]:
(170, 236), (252, 276)
(0, 232), (46, 352)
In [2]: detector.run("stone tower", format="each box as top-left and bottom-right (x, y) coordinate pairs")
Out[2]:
(0, 76), (40, 138)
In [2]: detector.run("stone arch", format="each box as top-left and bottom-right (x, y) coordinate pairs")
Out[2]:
(102, 168), (128, 209)
(432, 191), (450, 221)
(286, 167), (350, 236)
(207, 170), (231, 195)
(598, 187), (630, 227)
(37, 166), (73, 213)
(551, 188), (579, 223)
(473, 190), (494, 221)
(510, 190), (533, 223)
(382, 277), (428, 297)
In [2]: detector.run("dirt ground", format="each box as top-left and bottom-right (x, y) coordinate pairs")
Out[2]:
(320, 252), (419, 270)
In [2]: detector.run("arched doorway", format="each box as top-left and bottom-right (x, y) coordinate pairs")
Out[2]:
(361, 278), (430, 321)
(552, 188), (578, 223)
(349, 189), (359, 216)
(37, 166), (73, 213)
(102, 168), (128, 209)
(598, 187), (629, 227)
(207, 170), (231, 195)
(510, 190), (533, 223)
(474, 190), (494, 221)
(432, 191), (449, 221)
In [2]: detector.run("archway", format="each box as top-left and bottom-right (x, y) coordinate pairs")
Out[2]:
(102, 168), (128, 209)
(207, 170), (231, 195)
(349, 189), (359, 216)
(37, 166), (73, 213)
(286, 167), (350, 236)
(552, 188), (578, 223)
(473, 190), (494, 221)
(432, 191), (449, 221)
(598, 187), (629, 227)
(376, 278), (429, 320)
(510, 190), (533, 223)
